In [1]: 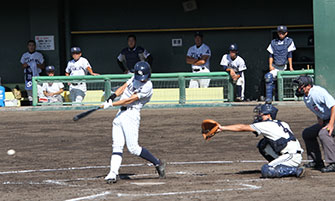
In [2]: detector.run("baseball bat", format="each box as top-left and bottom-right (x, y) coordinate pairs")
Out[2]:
(73, 106), (102, 121)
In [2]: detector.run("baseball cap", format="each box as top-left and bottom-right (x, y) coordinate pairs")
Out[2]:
(194, 31), (203, 38)
(277, 25), (287, 33)
(71, 47), (81, 54)
(45, 65), (55, 73)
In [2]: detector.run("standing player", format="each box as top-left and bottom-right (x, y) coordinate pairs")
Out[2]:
(117, 35), (153, 74)
(220, 44), (247, 101)
(186, 32), (211, 88)
(103, 61), (166, 183)
(20, 40), (45, 104)
(265, 25), (296, 100)
(293, 76), (335, 172)
(65, 47), (99, 103)
(215, 102), (305, 178)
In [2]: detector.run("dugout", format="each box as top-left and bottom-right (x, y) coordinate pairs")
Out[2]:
(1, 0), (333, 100)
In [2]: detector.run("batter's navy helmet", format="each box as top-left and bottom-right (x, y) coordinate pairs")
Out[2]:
(253, 102), (278, 123)
(134, 61), (151, 81)
(228, 44), (238, 52)
(45, 65), (55, 73)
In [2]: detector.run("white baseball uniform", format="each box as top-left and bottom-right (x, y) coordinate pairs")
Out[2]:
(65, 57), (92, 103)
(107, 76), (153, 177)
(42, 82), (64, 103)
(251, 120), (303, 167)
(20, 51), (44, 101)
(187, 43), (211, 88)
(220, 54), (247, 100)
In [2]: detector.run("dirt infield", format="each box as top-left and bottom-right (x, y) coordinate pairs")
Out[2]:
(1, 105), (335, 201)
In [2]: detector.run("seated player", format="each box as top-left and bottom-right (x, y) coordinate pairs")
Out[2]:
(216, 102), (305, 178)
(220, 44), (247, 101)
(41, 66), (64, 103)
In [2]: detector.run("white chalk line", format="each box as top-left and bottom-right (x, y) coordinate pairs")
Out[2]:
(130, 182), (166, 186)
(64, 191), (112, 201)
(2, 171), (192, 186)
(0, 160), (313, 175)
(64, 183), (261, 200)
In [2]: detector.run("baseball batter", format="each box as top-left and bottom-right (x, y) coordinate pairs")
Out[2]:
(220, 44), (247, 101)
(20, 40), (45, 103)
(265, 25), (296, 100)
(65, 47), (99, 103)
(103, 61), (166, 184)
(216, 102), (305, 178)
(186, 32), (211, 88)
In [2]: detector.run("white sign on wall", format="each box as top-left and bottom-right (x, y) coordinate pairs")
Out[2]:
(35, 35), (55, 51)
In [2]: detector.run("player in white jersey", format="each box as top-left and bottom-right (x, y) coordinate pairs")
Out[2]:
(41, 66), (64, 103)
(65, 47), (99, 103)
(20, 40), (45, 103)
(102, 61), (166, 184)
(220, 44), (247, 101)
(186, 32), (211, 88)
(215, 102), (305, 178)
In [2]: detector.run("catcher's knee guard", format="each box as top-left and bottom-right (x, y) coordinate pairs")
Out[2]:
(257, 138), (278, 162)
(261, 164), (299, 178)
(265, 73), (274, 100)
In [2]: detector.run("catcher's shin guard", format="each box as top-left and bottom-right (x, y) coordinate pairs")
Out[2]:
(261, 164), (300, 178)
(265, 72), (274, 101)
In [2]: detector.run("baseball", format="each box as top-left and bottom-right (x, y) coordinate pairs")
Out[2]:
(7, 149), (16, 156)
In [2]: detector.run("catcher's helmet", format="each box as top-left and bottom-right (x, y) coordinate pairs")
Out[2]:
(253, 102), (278, 123)
(292, 75), (313, 97)
(228, 43), (238, 52)
(134, 61), (151, 81)
(45, 65), (55, 73)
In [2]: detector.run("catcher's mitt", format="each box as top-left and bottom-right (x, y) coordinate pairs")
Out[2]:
(201, 119), (220, 140)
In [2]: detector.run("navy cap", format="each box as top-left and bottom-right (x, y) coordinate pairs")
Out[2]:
(71, 47), (81, 53)
(277, 25), (287, 32)
(194, 31), (203, 38)
(45, 65), (55, 73)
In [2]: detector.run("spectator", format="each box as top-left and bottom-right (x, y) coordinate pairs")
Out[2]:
(41, 66), (64, 103)
(220, 44), (247, 101)
(65, 47), (99, 103)
(265, 25), (296, 101)
(0, 77), (5, 107)
(20, 40), (45, 104)
(186, 32), (211, 88)
(117, 35), (153, 74)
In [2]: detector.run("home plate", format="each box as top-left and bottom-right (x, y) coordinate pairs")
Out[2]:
(130, 182), (166, 186)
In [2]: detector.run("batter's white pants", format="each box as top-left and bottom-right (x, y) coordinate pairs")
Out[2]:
(112, 108), (142, 156)
(189, 68), (210, 88)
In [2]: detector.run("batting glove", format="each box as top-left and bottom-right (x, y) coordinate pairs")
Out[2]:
(103, 99), (113, 109)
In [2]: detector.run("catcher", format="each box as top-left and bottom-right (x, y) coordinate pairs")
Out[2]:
(202, 102), (305, 178)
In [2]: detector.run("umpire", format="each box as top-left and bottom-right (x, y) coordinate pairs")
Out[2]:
(293, 75), (335, 172)
(117, 34), (153, 74)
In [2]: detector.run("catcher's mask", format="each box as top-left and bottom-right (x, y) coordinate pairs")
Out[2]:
(292, 75), (313, 97)
(253, 103), (278, 123)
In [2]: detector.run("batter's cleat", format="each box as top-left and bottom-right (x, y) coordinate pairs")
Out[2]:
(303, 161), (325, 170)
(296, 167), (306, 178)
(155, 159), (166, 179)
(321, 163), (335, 173)
(105, 173), (119, 184)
